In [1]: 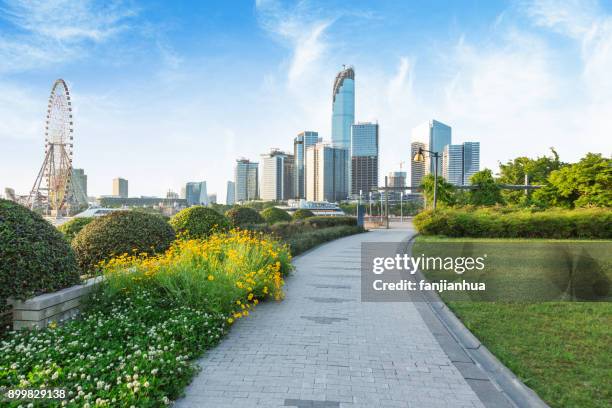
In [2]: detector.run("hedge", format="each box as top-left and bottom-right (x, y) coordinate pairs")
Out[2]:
(0, 199), (81, 311)
(303, 216), (357, 228)
(72, 211), (176, 272)
(286, 225), (365, 255)
(260, 207), (292, 224)
(170, 206), (229, 239)
(225, 207), (264, 227)
(413, 208), (612, 239)
(58, 217), (94, 242)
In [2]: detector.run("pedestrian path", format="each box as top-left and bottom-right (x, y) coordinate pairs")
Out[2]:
(175, 227), (497, 407)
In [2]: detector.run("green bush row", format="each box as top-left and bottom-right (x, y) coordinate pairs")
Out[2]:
(414, 208), (612, 239)
(285, 225), (365, 256)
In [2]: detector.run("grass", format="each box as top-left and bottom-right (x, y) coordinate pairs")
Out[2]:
(415, 236), (612, 408)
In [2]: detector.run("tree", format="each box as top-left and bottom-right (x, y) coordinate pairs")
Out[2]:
(543, 153), (612, 208)
(468, 169), (504, 206)
(421, 174), (455, 208)
(498, 148), (565, 205)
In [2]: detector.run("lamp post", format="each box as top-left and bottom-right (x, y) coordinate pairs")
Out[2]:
(413, 147), (440, 211)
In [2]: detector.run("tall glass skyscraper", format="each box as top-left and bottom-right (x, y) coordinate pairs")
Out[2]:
(260, 149), (295, 201)
(331, 66), (355, 149)
(226, 181), (235, 205)
(442, 142), (480, 186)
(293, 131), (320, 199)
(331, 66), (354, 200)
(350, 122), (379, 197)
(305, 143), (348, 203)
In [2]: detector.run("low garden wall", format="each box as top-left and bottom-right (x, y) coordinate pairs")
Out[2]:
(8, 277), (102, 330)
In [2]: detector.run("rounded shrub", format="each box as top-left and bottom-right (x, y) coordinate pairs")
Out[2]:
(225, 206), (264, 227)
(292, 209), (315, 220)
(58, 217), (94, 242)
(72, 211), (176, 272)
(170, 206), (229, 239)
(261, 207), (292, 224)
(0, 199), (81, 310)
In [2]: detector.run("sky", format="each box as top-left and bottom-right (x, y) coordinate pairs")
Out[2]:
(1, 0), (611, 202)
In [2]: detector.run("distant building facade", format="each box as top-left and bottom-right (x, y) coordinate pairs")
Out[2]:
(388, 171), (407, 201)
(411, 120), (452, 188)
(350, 122), (378, 198)
(331, 66), (355, 196)
(226, 181), (236, 205)
(410, 142), (426, 191)
(442, 142), (480, 185)
(294, 131), (320, 199)
(305, 143), (348, 203)
(185, 181), (208, 206)
(208, 193), (217, 204)
(235, 159), (259, 202)
(260, 149), (295, 201)
(112, 177), (128, 198)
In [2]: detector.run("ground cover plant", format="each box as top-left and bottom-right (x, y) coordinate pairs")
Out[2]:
(415, 236), (612, 408)
(0, 229), (291, 407)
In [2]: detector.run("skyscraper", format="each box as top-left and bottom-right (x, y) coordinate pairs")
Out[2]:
(442, 142), (481, 186)
(350, 122), (379, 198)
(260, 149), (295, 201)
(410, 120), (452, 187)
(226, 181), (236, 205)
(331, 66), (354, 198)
(72, 168), (88, 203)
(331, 66), (355, 150)
(388, 171), (407, 201)
(113, 177), (128, 198)
(185, 181), (208, 206)
(410, 142), (426, 191)
(305, 143), (348, 203)
(235, 159), (259, 202)
(463, 142), (480, 185)
(294, 131), (320, 199)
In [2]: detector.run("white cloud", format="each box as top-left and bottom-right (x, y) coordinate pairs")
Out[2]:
(0, 0), (137, 72)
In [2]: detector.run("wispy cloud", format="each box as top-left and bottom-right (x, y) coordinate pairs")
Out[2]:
(0, 0), (137, 72)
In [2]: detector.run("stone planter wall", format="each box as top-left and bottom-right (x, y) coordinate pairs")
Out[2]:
(8, 277), (103, 330)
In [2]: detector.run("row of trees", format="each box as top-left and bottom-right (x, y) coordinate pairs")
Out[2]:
(421, 151), (611, 208)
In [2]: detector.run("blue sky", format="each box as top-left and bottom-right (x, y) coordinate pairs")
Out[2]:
(1, 0), (611, 201)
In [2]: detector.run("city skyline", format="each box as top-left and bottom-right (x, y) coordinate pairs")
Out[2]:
(2, 1), (612, 202)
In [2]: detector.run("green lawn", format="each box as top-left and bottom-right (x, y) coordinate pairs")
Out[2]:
(414, 236), (612, 408)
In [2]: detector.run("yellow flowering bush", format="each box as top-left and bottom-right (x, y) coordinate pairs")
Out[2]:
(100, 229), (292, 322)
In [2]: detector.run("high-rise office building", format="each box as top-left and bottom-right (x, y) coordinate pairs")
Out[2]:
(113, 177), (128, 198)
(305, 143), (348, 203)
(442, 142), (481, 186)
(410, 120), (452, 187)
(388, 171), (407, 201)
(185, 182), (208, 206)
(294, 131), (320, 199)
(226, 181), (236, 205)
(235, 159), (259, 202)
(463, 142), (480, 185)
(260, 149), (295, 201)
(72, 168), (88, 203)
(442, 145), (464, 186)
(350, 122), (379, 198)
(332, 66), (355, 196)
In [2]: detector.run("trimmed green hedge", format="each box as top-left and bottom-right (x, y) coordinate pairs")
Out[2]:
(225, 207), (264, 227)
(72, 211), (176, 272)
(170, 206), (229, 239)
(303, 216), (357, 228)
(58, 217), (94, 242)
(413, 208), (612, 239)
(260, 207), (292, 224)
(0, 199), (81, 310)
(286, 225), (365, 255)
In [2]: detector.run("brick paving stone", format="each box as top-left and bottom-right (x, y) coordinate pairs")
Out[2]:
(174, 227), (485, 407)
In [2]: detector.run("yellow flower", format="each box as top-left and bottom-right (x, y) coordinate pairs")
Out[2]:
(247, 293), (254, 300)
(227, 318), (234, 324)
(207, 275), (215, 281)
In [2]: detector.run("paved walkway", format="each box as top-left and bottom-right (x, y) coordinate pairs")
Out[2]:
(175, 227), (496, 408)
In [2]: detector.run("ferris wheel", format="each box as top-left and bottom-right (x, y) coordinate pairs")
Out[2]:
(28, 79), (80, 216)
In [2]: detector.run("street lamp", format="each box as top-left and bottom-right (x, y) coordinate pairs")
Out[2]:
(413, 147), (440, 211)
